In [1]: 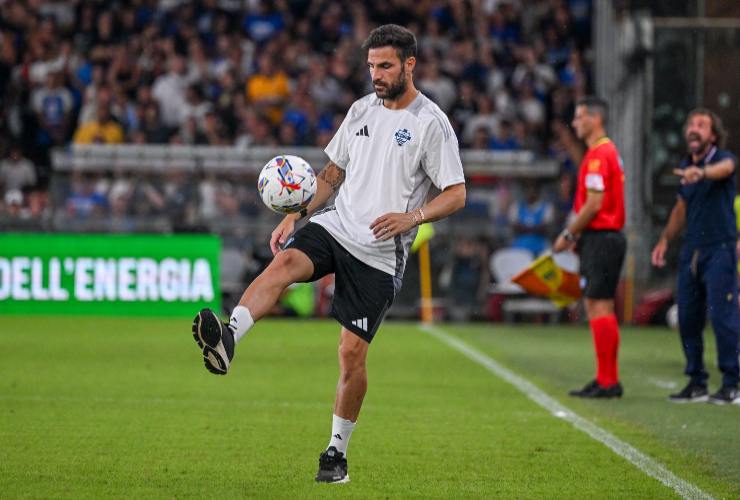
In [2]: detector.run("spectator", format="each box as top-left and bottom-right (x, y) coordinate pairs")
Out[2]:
(308, 56), (343, 114)
(30, 71), (74, 146)
(246, 53), (290, 125)
(180, 84), (212, 129)
(73, 104), (124, 144)
(554, 169), (576, 228)
(517, 83), (546, 131)
(489, 119), (521, 150)
(106, 45), (141, 97)
(463, 95), (500, 147)
(152, 55), (191, 129)
(3, 189), (25, 218)
(511, 45), (557, 97)
(65, 172), (108, 218)
(0, 145), (37, 195)
(444, 237), (490, 321)
(508, 180), (555, 256)
(470, 125), (493, 150)
(418, 60), (456, 113)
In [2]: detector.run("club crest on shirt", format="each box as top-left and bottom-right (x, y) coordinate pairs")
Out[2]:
(394, 128), (411, 146)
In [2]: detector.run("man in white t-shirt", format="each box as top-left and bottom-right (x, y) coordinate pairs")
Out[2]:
(190, 24), (466, 483)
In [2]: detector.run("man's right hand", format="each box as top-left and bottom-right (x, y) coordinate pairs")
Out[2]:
(651, 237), (668, 268)
(270, 215), (298, 255)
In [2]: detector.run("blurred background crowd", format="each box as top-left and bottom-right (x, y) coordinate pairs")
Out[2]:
(0, 0), (590, 211)
(0, 0), (593, 319)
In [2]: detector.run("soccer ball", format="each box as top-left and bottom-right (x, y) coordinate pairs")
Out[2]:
(257, 155), (317, 214)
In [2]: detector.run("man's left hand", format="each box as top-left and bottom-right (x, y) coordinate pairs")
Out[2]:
(553, 234), (576, 253)
(370, 212), (417, 240)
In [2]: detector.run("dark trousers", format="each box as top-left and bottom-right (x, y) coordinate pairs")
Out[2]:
(676, 242), (740, 388)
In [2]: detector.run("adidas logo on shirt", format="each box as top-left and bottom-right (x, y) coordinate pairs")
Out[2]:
(355, 125), (370, 137)
(351, 317), (368, 331)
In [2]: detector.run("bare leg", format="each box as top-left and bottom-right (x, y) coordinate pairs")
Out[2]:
(584, 298), (614, 320)
(333, 328), (369, 421)
(236, 249), (314, 321)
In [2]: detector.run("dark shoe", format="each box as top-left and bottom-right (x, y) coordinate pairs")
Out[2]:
(315, 446), (349, 483)
(192, 308), (235, 375)
(569, 379), (623, 398)
(668, 382), (708, 403)
(708, 386), (740, 405)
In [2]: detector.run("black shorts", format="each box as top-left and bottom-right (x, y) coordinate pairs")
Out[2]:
(284, 222), (398, 343)
(577, 230), (626, 299)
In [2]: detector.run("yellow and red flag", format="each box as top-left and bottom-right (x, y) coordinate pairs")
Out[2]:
(511, 253), (581, 308)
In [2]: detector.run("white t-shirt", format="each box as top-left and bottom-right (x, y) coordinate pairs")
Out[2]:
(312, 92), (465, 278)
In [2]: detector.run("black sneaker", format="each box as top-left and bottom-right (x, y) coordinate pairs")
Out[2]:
(668, 382), (708, 403)
(569, 379), (623, 398)
(315, 446), (349, 484)
(192, 308), (235, 375)
(708, 386), (740, 405)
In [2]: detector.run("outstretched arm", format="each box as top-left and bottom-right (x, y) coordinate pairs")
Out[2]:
(370, 182), (466, 241)
(674, 158), (736, 184)
(270, 161), (345, 254)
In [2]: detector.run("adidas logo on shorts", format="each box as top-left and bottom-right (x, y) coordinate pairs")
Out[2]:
(351, 317), (368, 331)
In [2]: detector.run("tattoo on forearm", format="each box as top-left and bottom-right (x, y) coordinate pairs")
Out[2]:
(318, 162), (345, 192)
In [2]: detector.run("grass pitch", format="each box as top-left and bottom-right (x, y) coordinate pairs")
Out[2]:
(1, 316), (738, 498)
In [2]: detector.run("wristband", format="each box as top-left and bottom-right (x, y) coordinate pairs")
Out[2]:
(298, 208), (308, 219)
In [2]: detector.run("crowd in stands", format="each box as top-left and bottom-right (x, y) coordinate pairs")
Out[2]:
(0, 0), (590, 219)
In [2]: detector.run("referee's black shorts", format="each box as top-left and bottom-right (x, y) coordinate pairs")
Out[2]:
(284, 222), (398, 343)
(576, 230), (626, 299)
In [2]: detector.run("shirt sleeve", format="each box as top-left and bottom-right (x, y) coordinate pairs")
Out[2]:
(714, 150), (738, 167)
(582, 150), (609, 192)
(323, 102), (356, 170)
(421, 114), (465, 190)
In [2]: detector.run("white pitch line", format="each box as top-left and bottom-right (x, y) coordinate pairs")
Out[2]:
(422, 325), (713, 500)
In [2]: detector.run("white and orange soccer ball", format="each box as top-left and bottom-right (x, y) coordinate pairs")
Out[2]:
(257, 155), (317, 214)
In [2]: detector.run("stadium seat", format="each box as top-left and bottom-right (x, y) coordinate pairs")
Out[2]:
(489, 247), (534, 295)
(489, 247), (560, 323)
(553, 251), (579, 273)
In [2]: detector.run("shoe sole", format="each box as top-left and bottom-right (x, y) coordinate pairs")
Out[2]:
(668, 395), (709, 403)
(192, 310), (230, 375)
(707, 397), (740, 406)
(316, 475), (350, 484)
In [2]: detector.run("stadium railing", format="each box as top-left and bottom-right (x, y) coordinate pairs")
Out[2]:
(51, 145), (558, 177)
(44, 144), (560, 319)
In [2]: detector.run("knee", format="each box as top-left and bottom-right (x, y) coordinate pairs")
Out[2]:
(269, 250), (308, 282)
(338, 336), (367, 372)
(585, 299), (613, 320)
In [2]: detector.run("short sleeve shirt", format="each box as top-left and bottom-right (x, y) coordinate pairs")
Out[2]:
(678, 147), (738, 249)
(313, 92), (465, 278)
(574, 137), (625, 231)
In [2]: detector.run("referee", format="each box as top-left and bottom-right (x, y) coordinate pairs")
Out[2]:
(652, 108), (739, 405)
(553, 96), (626, 399)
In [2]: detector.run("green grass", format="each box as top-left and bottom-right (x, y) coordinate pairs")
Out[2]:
(0, 316), (738, 498)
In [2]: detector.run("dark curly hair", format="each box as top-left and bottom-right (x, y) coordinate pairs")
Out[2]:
(684, 108), (727, 149)
(361, 24), (417, 62)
